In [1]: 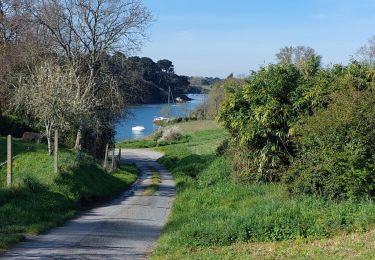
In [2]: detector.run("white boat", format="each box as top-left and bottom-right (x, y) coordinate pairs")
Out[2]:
(131, 126), (145, 132)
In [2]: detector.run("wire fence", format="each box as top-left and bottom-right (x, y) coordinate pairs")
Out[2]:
(1, 132), (120, 188)
(0, 155), (18, 167)
(103, 146), (121, 172)
(1, 131), (59, 187)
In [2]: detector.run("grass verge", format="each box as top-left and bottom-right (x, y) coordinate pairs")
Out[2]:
(154, 229), (375, 259)
(0, 138), (138, 251)
(138, 120), (375, 259)
(143, 168), (161, 196)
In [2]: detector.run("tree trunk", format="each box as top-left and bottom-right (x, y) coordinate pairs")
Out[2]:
(74, 125), (82, 150)
(46, 124), (53, 155)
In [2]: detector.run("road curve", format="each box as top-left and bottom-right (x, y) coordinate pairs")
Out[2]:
(1, 149), (175, 260)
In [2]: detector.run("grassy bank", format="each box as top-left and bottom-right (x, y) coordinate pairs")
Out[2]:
(0, 137), (138, 250)
(119, 120), (375, 259)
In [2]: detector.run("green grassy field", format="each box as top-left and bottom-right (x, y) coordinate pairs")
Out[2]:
(0, 137), (138, 250)
(122, 120), (375, 259)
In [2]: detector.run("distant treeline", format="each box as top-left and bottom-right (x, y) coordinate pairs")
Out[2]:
(105, 53), (192, 104)
(188, 76), (222, 92)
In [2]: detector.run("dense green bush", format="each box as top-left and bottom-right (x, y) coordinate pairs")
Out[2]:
(217, 57), (375, 198)
(158, 126), (183, 142)
(285, 89), (375, 199)
(218, 63), (302, 181)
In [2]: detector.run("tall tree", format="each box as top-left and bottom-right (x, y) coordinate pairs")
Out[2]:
(29, 0), (152, 150)
(0, 0), (50, 113)
(356, 35), (375, 65)
(13, 61), (96, 154)
(157, 59), (174, 74)
(276, 46), (319, 66)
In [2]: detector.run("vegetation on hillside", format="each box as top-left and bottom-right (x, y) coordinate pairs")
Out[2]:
(106, 55), (191, 104)
(285, 88), (375, 199)
(217, 44), (375, 199)
(188, 76), (222, 93)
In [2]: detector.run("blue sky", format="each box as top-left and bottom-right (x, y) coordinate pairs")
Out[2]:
(140, 0), (375, 78)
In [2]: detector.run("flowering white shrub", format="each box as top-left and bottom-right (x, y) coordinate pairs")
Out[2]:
(158, 126), (183, 142)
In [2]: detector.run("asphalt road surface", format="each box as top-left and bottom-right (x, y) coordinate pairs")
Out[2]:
(1, 149), (175, 260)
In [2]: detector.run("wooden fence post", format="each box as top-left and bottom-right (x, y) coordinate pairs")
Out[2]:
(7, 135), (12, 187)
(111, 148), (115, 171)
(54, 129), (59, 174)
(103, 144), (109, 169)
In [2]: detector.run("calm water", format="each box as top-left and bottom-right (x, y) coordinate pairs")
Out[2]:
(115, 94), (206, 141)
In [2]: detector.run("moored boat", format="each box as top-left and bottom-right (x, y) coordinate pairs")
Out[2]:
(131, 126), (145, 132)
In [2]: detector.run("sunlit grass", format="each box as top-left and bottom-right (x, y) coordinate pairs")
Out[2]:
(153, 229), (375, 259)
(173, 120), (220, 133)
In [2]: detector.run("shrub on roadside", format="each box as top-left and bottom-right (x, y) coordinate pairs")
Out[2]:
(214, 60), (375, 199)
(284, 89), (375, 199)
(218, 63), (302, 182)
(158, 126), (183, 142)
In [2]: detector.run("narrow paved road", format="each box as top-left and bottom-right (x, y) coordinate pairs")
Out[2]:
(1, 149), (175, 260)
